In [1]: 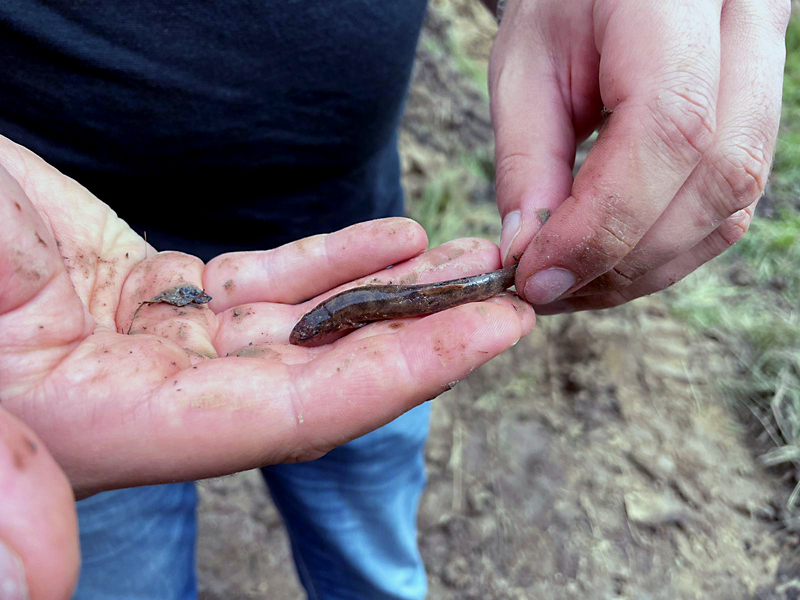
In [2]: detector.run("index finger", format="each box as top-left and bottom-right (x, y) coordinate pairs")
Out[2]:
(517, 0), (722, 305)
(204, 218), (428, 311)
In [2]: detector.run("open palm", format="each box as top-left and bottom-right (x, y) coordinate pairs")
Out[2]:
(0, 136), (534, 499)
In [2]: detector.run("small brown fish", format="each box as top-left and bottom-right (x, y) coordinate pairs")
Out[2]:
(290, 264), (517, 346)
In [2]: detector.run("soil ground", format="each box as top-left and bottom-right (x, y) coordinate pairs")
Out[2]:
(196, 3), (798, 598)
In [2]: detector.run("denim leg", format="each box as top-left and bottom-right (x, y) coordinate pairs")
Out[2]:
(72, 482), (198, 600)
(262, 402), (432, 600)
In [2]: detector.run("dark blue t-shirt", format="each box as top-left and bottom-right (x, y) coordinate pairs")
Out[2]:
(0, 1), (428, 259)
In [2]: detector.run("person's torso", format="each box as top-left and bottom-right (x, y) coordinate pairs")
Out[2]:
(0, 0), (428, 255)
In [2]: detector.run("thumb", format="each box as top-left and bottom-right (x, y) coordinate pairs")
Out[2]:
(0, 407), (80, 600)
(490, 0), (601, 266)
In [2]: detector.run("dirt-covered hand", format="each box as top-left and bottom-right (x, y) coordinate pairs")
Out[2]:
(0, 136), (534, 499)
(490, 0), (789, 313)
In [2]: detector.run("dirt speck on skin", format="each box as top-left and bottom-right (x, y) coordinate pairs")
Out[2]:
(12, 248), (45, 281)
(15, 265), (43, 281)
(400, 273), (420, 285)
(183, 348), (217, 361)
(224, 279), (235, 292)
(293, 237), (313, 255)
(182, 393), (229, 411)
(336, 354), (355, 374)
(429, 247), (465, 268)
(7, 434), (37, 471)
(537, 208), (552, 225)
(236, 346), (282, 360)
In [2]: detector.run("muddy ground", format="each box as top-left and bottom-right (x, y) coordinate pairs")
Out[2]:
(196, 3), (797, 598)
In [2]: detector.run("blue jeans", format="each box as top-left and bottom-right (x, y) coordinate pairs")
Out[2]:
(73, 403), (431, 600)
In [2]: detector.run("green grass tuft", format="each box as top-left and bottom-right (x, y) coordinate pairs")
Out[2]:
(407, 168), (500, 248)
(671, 209), (800, 528)
(733, 209), (800, 297)
(669, 13), (800, 527)
(771, 16), (800, 196)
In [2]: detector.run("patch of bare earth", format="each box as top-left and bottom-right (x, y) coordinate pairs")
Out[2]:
(196, 2), (796, 598)
(421, 306), (796, 600)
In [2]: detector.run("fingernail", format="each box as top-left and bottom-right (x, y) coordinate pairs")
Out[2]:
(0, 541), (29, 600)
(523, 268), (577, 305)
(499, 211), (521, 264)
